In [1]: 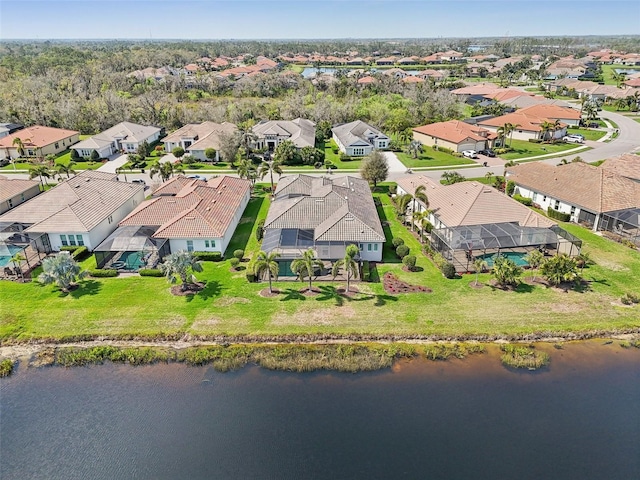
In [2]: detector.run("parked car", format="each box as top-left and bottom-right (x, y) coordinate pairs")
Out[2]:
(131, 179), (146, 185)
(0, 158), (10, 167)
(462, 150), (479, 159)
(563, 135), (584, 144)
(478, 149), (496, 157)
(187, 174), (206, 181)
(587, 122), (600, 128)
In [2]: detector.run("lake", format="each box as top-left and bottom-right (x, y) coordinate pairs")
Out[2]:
(1, 342), (639, 479)
(301, 67), (422, 78)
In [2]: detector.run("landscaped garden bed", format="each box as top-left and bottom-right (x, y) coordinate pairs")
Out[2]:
(383, 272), (431, 294)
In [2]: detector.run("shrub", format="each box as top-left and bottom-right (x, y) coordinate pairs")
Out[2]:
(433, 145), (454, 155)
(89, 269), (118, 277)
(194, 251), (222, 262)
(621, 239), (637, 250)
(60, 245), (81, 252)
(0, 359), (15, 377)
(255, 219), (265, 241)
(246, 272), (256, 283)
(392, 237), (405, 248)
(138, 268), (163, 277)
(396, 244), (409, 259)
(230, 257), (240, 269)
(70, 246), (89, 261)
(528, 138), (542, 143)
(494, 148), (509, 155)
(314, 161), (323, 169)
(154, 145), (164, 152)
(233, 249), (244, 260)
(505, 180), (516, 196)
(620, 293), (639, 305)
(547, 207), (571, 222)
(441, 262), (456, 279)
(513, 194), (533, 206)
(402, 255), (417, 271)
(90, 150), (100, 161)
(362, 261), (371, 282)
(388, 185), (397, 195)
(339, 152), (352, 162)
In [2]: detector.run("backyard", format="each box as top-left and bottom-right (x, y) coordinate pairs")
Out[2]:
(1, 187), (638, 342)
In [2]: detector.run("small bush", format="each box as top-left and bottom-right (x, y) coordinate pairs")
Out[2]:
(255, 219), (265, 241)
(621, 239), (637, 250)
(89, 269), (118, 277)
(339, 152), (352, 162)
(388, 185), (397, 195)
(392, 237), (405, 248)
(494, 147), (510, 155)
(0, 359), (15, 377)
(71, 246), (89, 261)
(60, 245), (81, 252)
(396, 244), (409, 259)
(233, 249), (244, 260)
(194, 251), (222, 262)
(547, 207), (571, 222)
(513, 194), (533, 206)
(621, 293), (639, 305)
(246, 272), (256, 283)
(528, 138), (542, 143)
(230, 257), (240, 269)
(139, 268), (163, 277)
(362, 261), (371, 282)
(505, 180), (516, 196)
(402, 255), (417, 271)
(441, 262), (456, 279)
(500, 344), (550, 370)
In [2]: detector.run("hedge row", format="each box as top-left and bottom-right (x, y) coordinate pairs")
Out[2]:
(89, 269), (118, 277)
(361, 261), (371, 282)
(547, 207), (571, 222)
(139, 268), (163, 277)
(193, 251), (223, 262)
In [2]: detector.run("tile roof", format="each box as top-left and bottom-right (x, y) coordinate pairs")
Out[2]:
(0, 170), (142, 232)
(252, 119), (316, 148)
(506, 162), (640, 213)
(395, 176), (554, 228)
(518, 104), (581, 120)
(600, 154), (640, 182)
(163, 122), (237, 145)
(413, 120), (495, 144)
(72, 122), (161, 151)
(0, 125), (79, 148)
(265, 175), (384, 243)
(476, 111), (563, 132)
(332, 120), (388, 148)
(120, 175), (251, 239)
(0, 177), (40, 203)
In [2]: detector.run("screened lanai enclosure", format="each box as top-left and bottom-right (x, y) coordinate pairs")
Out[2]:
(598, 208), (640, 247)
(0, 222), (51, 279)
(94, 226), (169, 271)
(429, 222), (582, 273)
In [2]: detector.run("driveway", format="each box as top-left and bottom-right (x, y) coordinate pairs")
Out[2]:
(381, 151), (408, 173)
(97, 154), (129, 173)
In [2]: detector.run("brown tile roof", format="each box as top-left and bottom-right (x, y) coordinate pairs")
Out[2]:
(0, 125), (79, 148)
(120, 175), (251, 239)
(402, 76), (424, 83)
(518, 104), (581, 121)
(0, 178), (40, 203)
(0, 170), (142, 232)
(413, 120), (496, 144)
(357, 75), (377, 84)
(395, 176), (554, 228)
(477, 111), (564, 132)
(506, 162), (640, 213)
(600, 154), (640, 182)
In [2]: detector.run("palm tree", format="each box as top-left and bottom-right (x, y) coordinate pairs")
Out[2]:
(116, 166), (128, 182)
(407, 140), (423, 159)
(291, 248), (324, 293)
(398, 128), (413, 145)
(54, 161), (76, 180)
(10, 252), (26, 278)
(332, 244), (359, 293)
(273, 140), (297, 166)
(412, 210), (429, 243)
(491, 255), (522, 287)
(524, 249), (544, 282)
(484, 171), (494, 184)
(539, 254), (580, 286)
(258, 159), (283, 193)
(29, 164), (51, 189)
(38, 251), (87, 292)
(253, 250), (280, 294)
(582, 102), (598, 121)
(540, 120), (554, 142)
(12, 137), (25, 158)
(398, 185), (429, 232)
(159, 250), (203, 292)
(149, 160), (183, 182)
(238, 121), (257, 160)
(473, 258), (487, 286)
(237, 158), (257, 186)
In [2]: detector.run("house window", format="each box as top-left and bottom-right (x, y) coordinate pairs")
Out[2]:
(367, 243), (372, 251)
(186, 240), (194, 252)
(76, 235), (84, 246)
(68, 235), (77, 246)
(554, 200), (560, 210)
(27, 150), (34, 156)
(353, 148), (365, 156)
(108, 215), (113, 224)
(55, 142), (59, 149)
(20, 193), (25, 201)
(7, 199), (13, 208)
(532, 193), (538, 202)
(205, 240), (216, 248)
(374, 243), (378, 251)
(570, 206), (576, 216)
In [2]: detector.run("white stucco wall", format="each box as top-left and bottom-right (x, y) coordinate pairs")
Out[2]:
(513, 184), (583, 222)
(358, 242), (383, 261)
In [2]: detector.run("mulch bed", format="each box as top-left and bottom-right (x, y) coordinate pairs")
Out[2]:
(383, 272), (431, 294)
(487, 279), (519, 291)
(259, 288), (281, 298)
(170, 282), (205, 296)
(468, 281), (484, 289)
(336, 286), (359, 297)
(300, 287), (322, 297)
(522, 276), (549, 286)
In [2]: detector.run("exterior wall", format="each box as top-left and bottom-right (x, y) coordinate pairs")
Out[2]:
(1, 184), (41, 214)
(73, 144), (113, 159)
(346, 145), (373, 157)
(412, 131), (463, 152)
(186, 148), (220, 162)
(480, 125), (540, 141)
(358, 242), (383, 261)
(512, 184), (585, 223)
(168, 238), (224, 253)
(5, 133), (80, 160)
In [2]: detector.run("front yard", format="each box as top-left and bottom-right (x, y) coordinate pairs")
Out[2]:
(395, 149), (475, 168)
(1, 187), (638, 342)
(501, 139), (589, 160)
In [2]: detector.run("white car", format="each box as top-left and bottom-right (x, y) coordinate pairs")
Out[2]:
(462, 150), (479, 159)
(563, 135), (584, 144)
(131, 179), (146, 185)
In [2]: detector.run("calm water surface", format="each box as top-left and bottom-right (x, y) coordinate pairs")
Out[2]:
(1, 342), (639, 480)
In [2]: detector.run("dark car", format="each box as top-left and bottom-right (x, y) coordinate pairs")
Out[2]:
(479, 149), (496, 157)
(0, 158), (10, 167)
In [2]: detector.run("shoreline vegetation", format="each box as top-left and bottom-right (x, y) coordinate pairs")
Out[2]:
(1, 336), (639, 377)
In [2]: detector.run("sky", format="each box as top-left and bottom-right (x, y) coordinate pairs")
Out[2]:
(1, 0), (638, 40)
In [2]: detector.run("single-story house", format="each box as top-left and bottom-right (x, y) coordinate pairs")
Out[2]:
(251, 118), (316, 152)
(0, 123), (24, 140)
(0, 170), (145, 251)
(506, 162), (640, 231)
(600, 154), (640, 183)
(395, 175), (580, 272)
(163, 122), (238, 162)
(331, 120), (389, 157)
(476, 112), (568, 141)
(118, 175), (251, 256)
(0, 177), (41, 214)
(263, 174), (385, 274)
(72, 122), (162, 158)
(0, 126), (79, 160)
(518, 104), (582, 126)
(412, 120), (498, 152)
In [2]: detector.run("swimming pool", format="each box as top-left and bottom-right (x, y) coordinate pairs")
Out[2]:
(116, 251), (146, 270)
(0, 245), (24, 268)
(476, 251), (530, 267)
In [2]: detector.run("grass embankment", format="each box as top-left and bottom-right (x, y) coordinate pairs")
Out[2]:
(501, 139), (588, 160)
(1, 192), (639, 343)
(566, 127), (607, 141)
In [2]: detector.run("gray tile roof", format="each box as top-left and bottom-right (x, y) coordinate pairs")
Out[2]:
(265, 174), (384, 243)
(332, 120), (389, 148)
(251, 118), (316, 148)
(73, 122), (161, 150)
(0, 178), (40, 203)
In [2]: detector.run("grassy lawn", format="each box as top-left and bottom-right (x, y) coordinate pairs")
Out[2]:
(566, 127), (607, 141)
(396, 150), (475, 168)
(323, 141), (363, 170)
(1, 190), (639, 342)
(600, 64), (640, 86)
(501, 139), (588, 160)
